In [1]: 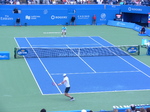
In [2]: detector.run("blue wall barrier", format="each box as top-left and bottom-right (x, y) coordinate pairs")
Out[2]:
(107, 20), (150, 36)
(107, 20), (136, 29)
(0, 5), (120, 26)
(146, 29), (150, 36)
(133, 24), (142, 32)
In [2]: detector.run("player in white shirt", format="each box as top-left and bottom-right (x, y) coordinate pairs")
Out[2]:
(58, 74), (75, 101)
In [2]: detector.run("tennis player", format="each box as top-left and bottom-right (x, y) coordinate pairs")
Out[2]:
(58, 73), (75, 101)
(61, 25), (67, 37)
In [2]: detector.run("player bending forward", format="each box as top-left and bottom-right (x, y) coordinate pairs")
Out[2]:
(58, 74), (75, 101)
(61, 26), (67, 37)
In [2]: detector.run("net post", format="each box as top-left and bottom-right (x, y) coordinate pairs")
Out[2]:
(138, 45), (140, 55)
(14, 47), (16, 59)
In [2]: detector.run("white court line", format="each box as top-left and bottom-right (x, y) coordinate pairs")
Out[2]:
(14, 37), (44, 95)
(43, 88), (150, 95)
(31, 44), (99, 47)
(89, 36), (150, 78)
(50, 70), (140, 75)
(66, 45), (97, 73)
(43, 32), (61, 34)
(24, 37), (63, 95)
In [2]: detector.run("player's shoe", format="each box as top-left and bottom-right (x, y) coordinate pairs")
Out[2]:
(70, 97), (75, 101)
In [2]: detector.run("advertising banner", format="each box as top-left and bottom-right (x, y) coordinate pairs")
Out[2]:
(120, 5), (150, 14)
(0, 51), (10, 60)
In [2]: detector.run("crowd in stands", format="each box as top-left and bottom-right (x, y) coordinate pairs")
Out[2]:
(113, 105), (150, 112)
(39, 106), (150, 112)
(0, 0), (150, 6)
(112, 105), (150, 112)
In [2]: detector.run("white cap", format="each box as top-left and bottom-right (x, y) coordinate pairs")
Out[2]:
(63, 73), (67, 76)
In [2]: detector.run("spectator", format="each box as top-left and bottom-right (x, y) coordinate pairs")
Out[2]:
(113, 109), (119, 112)
(16, 0), (20, 4)
(13, 8), (19, 13)
(40, 108), (46, 112)
(146, 108), (150, 112)
(140, 107), (146, 112)
(62, 0), (67, 4)
(15, 18), (21, 26)
(92, 14), (96, 25)
(9, 0), (14, 4)
(102, 0), (109, 4)
(70, 15), (76, 25)
(76, 0), (81, 3)
(40, 0), (43, 4)
(135, 0), (141, 5)
(43, 0), (50, 4)
(140, 26), (146, 34)
(119, 0), (125, 5)
(35, 0), (40, 4)
(135, 108), (140, 112)
(112, 0), (118, 4)
(87, 0), (91, 4)
(0, 0), (5, 4)
(5, 0), (10, 4)
(130, 104), (136, 112)
(81, 109), (87, 112)
(97, 0), (103, 4)
(126, 109), (131, 112)
(130, 0), (136, 5)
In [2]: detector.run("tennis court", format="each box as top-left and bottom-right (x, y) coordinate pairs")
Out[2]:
(14, 36), (150, 95)
(1, 25), (150, 112)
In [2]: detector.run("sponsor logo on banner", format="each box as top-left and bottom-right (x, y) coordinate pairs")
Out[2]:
(17, 49), (28, 56)
(127, 47), (137, 53)
(100, 13), (106, 21)
(134, 25), (141, 30)
(25, 15), (41, 20)
(128, 7), (142, 12)
(51, 15), (67, 20)
(43, 9), (48, 14)
(0, 15), (13, 20)
(117, 22), (126, 26)
(25, 15), (30, 20)
(0, 55), (9, 58)
(77, 15), (90, 19)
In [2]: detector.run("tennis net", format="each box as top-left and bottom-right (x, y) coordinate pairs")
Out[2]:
(14, 45), (140, 58)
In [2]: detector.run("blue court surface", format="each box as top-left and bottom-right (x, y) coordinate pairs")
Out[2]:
(14, 36), (150, 95)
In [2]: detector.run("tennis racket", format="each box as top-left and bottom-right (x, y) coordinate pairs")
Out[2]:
(52, 82), (57, 86)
